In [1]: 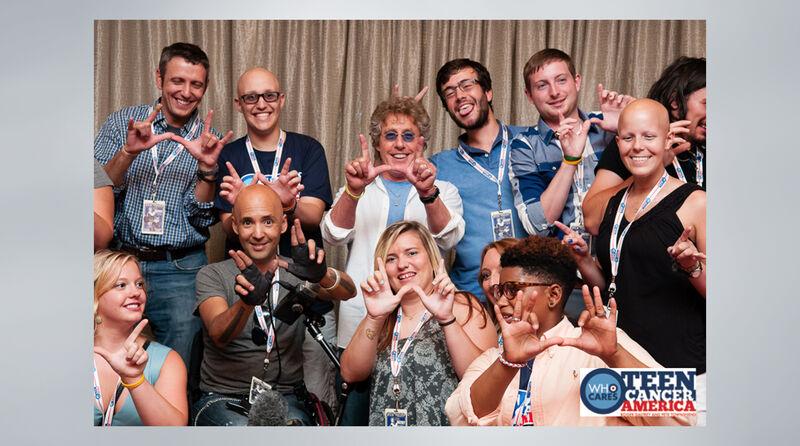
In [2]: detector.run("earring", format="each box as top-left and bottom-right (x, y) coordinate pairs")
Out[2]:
(94, 315), (102, 325)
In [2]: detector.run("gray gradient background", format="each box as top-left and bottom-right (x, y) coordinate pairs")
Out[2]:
(1, 0), (797, 444)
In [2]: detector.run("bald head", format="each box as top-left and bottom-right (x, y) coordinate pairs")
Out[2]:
(237, 67), (281, 97)
(233, 183), (283, 220)
(618, 98), (671, 134)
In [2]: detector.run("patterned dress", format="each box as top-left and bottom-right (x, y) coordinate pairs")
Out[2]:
(368, 319), (458, 426)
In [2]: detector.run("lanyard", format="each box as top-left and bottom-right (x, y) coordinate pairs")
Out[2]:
(671, 148), (704, 188)
(389, 307), (431, 377)
(457, 125), (509, 210)
(253, 270), (281, 363)
(512, 359), (536, 426)
(245, 130), (286, 182)
(93, 360), (120, 426)
(608, 171), (669, 297)
(148, 111), (201, 198)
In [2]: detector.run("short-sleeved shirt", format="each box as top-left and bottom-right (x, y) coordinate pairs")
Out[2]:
(195, 259), (307, 394)
(430, 121), (527, 301)
(510, 111), (613, 236)
(94, 159), (113, 189)
(595, 139), (707, 190)
(214, 132), (333, 255)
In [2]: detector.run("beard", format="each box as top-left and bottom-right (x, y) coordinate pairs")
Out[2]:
(449, 97), (492, 131)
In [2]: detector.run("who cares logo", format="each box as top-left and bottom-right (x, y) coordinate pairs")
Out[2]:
(580, 368), (697, 417)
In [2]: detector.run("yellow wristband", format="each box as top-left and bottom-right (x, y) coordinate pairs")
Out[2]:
(120, 374), (146, 390)
(562, 157), (582, 166)
(344, 184), (363, 200)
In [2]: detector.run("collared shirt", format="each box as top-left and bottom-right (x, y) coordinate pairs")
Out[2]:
(321, 176), (465, 348)
(509, 110), (613, 236)
(429, 120), (527, 301)
(444, 316), (696, 427)
(94, 99), (220, 250)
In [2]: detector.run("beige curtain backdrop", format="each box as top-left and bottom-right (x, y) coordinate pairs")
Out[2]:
(94, 20), (706, 266)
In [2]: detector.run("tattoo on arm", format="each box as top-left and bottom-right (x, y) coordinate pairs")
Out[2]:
(219, 307), (246, 344)
(365, 328), (376, 341)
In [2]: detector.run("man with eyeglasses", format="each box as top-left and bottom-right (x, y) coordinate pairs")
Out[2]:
(213, 66), (335, 408)
(429, 58), (528, 303)
(194, 183), (355, 425)
(94, 42), (234, 365)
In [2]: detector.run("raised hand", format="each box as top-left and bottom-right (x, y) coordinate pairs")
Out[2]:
(495, 291), (563, 364)
(171, 110), (234, 169)
(554, 221), (590, 261)
(668, 119), (692, 155)
(561, 285), (618, 361)
(595, 83), (635, 133)
(391, 84), (430, 102)
(255, 158), (305, 210)
(404, 142), (437, 196)
(556, 111), (596, 159)
(362, 257), (405, 320)
(344, 134), (394, 196)
(417, 262), (456, 323)
(219, 162), (246, 206)
(230, 249), (274, 306)
(123, 104), (175, 155)
(93, 319), (150, 381)
(667, 227), (706, 271)
(281, 219), (327, 282)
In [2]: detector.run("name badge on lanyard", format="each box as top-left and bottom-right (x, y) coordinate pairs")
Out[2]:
(511, 360), (535, 426)
(140, 108), (201, 235)
(249, 270), (283, 401)
(458, 125), (514, 241)
(384, 306), (430, 426)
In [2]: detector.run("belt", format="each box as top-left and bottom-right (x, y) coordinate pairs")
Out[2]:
(120, 245), (202, 262)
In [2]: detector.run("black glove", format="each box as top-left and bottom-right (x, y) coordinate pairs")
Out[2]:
(285, 242), (327, 283)
(236, 263), (274, 306)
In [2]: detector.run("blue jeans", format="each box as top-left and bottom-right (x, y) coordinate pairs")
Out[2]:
(140, 249), (205, 366)
(192, 391), (312, 426)
(335, 347), (371, 426)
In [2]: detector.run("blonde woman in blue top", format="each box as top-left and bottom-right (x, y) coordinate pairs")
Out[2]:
(93, 250), (188, 426)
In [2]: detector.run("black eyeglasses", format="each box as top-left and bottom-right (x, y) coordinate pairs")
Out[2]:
(442, 78), (480, 99)
(489, 281), (552, 299)
(383, 130), (417, 143)
(240, 91), (283, 104)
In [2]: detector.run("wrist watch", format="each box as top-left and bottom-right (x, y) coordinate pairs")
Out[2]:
(418, 186), (440, 204)
(196, 165), (219, 183)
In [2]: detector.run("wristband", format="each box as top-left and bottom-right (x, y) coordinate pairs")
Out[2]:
(497, 350), (526, 369)
(321, 267), (341, 291)
(418, 186), (440, 204)
(197, 165), (219, 182)
(438, 316), (457, 327)
(673, 260), (704, 278)
(562, 156), (582, 166)
(344, 184), (363, 200)
(283, 198), (298, 214)
(120, 374), (146, 389)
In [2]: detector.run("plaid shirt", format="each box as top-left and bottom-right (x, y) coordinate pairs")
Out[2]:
(94, 99), (220, 250)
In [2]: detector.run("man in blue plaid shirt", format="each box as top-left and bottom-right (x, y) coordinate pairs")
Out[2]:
(94, 42), (233, 364)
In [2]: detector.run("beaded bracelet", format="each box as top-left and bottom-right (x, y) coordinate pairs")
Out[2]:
(120, 374), (146, 389)
(497, 350), (526, 368)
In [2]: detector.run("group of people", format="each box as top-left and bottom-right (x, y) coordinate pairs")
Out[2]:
(93, 41), (706, 426)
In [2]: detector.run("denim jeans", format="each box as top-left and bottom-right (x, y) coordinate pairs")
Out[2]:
(335, 347), (371, 426)
(192, 391), (312, 426)
(140, 249), (205, 366)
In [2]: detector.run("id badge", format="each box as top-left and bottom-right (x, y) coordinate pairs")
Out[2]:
(248, 376), (272, 404)
(490, 209), (515, 241)
(569, 221), (594, 256)
(384, 408), (408, 426)
(141, 200), (166, 235)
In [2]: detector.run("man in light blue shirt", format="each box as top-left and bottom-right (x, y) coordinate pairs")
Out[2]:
(429, 59), (527, 302)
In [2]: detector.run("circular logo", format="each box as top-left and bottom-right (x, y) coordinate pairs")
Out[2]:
(580, 368), (626, 414)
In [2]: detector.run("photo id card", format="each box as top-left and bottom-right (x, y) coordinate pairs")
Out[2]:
(384, 408), (408, 426)
(569, 221), (594, 257)
(248, 376), (272, 404)
(141, 200), (166, 235)
(491, 209), (515, 240)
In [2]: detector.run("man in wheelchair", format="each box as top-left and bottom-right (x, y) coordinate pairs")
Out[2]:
(192, 183), (355, 425)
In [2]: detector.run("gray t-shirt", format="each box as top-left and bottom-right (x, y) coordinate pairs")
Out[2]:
(195, 259), (307, 394)
(94, 159), (113, 188)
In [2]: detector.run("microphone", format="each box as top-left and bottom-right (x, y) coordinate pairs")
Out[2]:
(247, 388), (288, 426)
